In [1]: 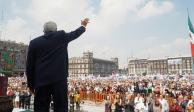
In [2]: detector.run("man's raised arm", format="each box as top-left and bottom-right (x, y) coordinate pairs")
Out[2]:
(66, 18), (89, 43)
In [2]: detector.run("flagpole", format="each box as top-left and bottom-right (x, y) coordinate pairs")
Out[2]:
(187, 8), (189, 16)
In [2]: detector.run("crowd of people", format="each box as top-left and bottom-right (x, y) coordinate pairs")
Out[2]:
(7, 76), (32, 109)
(68, 74), (194, 112)
(6, 74), (194, 112)
(8, 76), (26, 89)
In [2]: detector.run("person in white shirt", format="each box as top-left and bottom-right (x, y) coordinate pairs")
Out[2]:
(135, 97), (148, 112)
(159, 95), (169, 112)
(134, 94), (143, 111)
(14, 89), (20, 108)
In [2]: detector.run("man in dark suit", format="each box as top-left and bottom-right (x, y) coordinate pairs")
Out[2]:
(26, 18), (89, 112)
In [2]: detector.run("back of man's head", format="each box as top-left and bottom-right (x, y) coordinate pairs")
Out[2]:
(43, 21), (57, 33)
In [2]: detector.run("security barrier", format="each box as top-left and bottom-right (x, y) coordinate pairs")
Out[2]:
(78, 91), (126, 104)
(70, 90), (194, 111)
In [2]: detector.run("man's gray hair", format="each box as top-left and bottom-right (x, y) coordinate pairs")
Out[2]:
(43, 21), (57, 33)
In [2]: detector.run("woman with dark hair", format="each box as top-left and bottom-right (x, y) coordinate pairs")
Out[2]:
(114, 98), (124, 112)
(153, 99), (161, 112)
(125, 94), (135, 112)
(105, 95), (112, 112)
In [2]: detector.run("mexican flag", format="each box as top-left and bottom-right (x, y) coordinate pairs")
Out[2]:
(188, 15), (194, 57)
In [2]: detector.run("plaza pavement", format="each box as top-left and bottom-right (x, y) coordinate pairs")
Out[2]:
(13, 101), (104, 112)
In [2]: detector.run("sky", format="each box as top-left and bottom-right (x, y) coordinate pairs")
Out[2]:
(0, 0), (194, 68)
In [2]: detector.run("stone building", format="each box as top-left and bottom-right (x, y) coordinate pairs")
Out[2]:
(128, 57), (192, 75)
(128, 59), (148, 75)
(167, 57), (192, 74)
(69, 52), (118, 77)
(147, 59), (168, 74)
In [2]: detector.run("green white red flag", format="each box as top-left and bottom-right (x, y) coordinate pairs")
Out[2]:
(188, 15), (194, 57)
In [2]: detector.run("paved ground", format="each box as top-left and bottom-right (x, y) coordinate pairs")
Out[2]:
(80, 101), (104, 112)
(13, 101), (104, 112)
(13, 108), (33, 112)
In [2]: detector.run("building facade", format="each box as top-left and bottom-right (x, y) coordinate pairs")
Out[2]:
(128, 57), (192, 75)
(167, 57), (192, 74)
(128, 59), (148, 75)
(69, 52), (118, 77)
(147, 59), (168, 74)
(0, 40), (28, 75)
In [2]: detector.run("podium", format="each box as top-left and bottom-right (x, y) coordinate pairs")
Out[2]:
(0, 96), (13, 112)
(0, 76), (8, 96)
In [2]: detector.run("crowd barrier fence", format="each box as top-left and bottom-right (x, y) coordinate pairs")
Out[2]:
(69, 91), (194, 111)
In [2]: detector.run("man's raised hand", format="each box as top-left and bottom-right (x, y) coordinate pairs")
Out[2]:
(81, 18), (90, 27)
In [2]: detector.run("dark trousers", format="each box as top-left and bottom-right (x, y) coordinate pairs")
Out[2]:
(34, 80), (68, 112)
(24, 99), (31, 109)
(19, 99), (25, 108)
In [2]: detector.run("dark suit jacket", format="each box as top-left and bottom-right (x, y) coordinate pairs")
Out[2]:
(26, 26), (85, 89)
